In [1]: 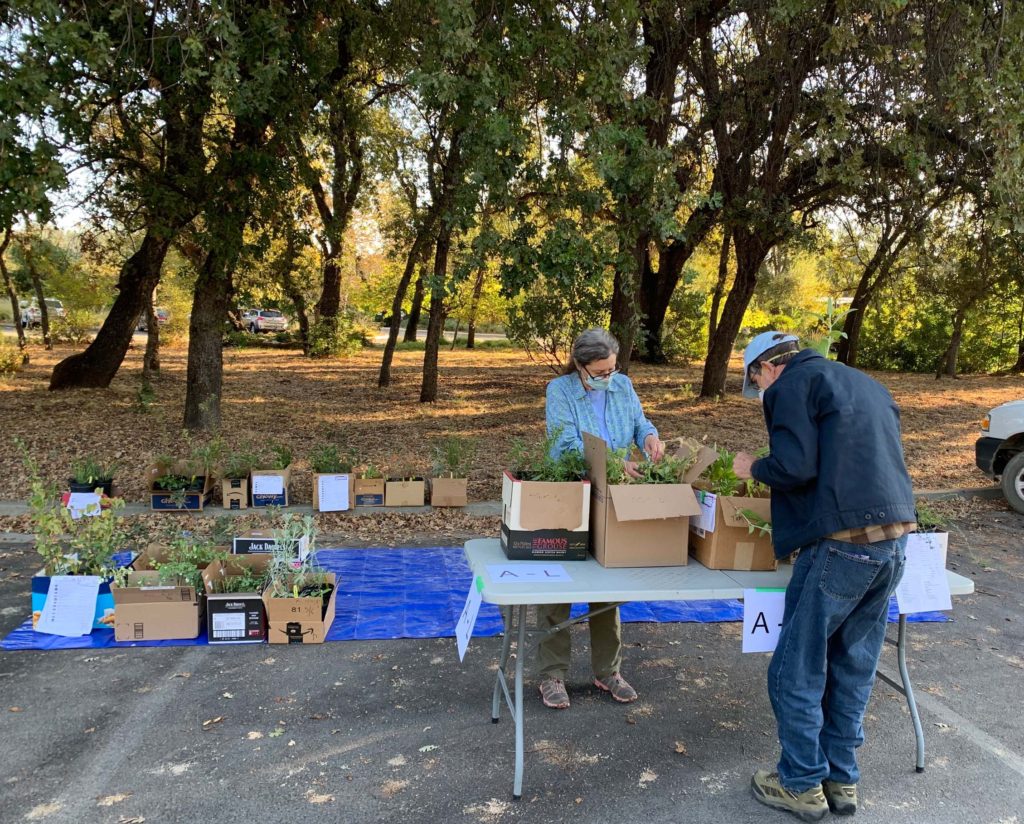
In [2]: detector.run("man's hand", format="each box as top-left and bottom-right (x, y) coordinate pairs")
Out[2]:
(733, 451), (757, 480)
(624, 460), (642, 479)
(644, 434), (665, 462)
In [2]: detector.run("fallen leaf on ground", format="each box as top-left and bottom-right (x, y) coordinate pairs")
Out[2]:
(97, 793), (131, 806)
(418, 745), (438, 753)
(201, 716), (224, 729)
(674, 741), (687, 755)
(9, 707), (22, 712)
(246, 731), (263, 740)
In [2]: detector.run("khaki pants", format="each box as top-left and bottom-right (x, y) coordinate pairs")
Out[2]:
(535, 602), (622, 681)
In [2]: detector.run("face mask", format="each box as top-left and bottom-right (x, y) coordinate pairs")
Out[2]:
(586, 375), (612, 391)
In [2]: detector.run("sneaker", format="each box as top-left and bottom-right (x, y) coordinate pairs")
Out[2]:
(539, 678), (570, 709)
(593, 672), (638, 703)
(750, 769), (828, 822)
(823, 780), (858, 815)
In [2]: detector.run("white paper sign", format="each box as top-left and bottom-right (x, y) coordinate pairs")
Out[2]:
(486, 564), (572, 583)
(252, 474), (284, 496)
(316, 474), (350, 512)
(455, 576), (484, 661)
(895, 532), (952, 614)
(36, 575), (102, 637)
(742, 588), (786, 653)
(690, 490), (717, 536)
(66, 492), (102, 520)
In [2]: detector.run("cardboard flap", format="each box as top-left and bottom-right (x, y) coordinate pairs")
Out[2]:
(583, 432), (609, 491)
(719, 494), (772, 527)
(519, 482), (586, 530)
(673, 438), (719, 484)
(608, 483), (702, 522)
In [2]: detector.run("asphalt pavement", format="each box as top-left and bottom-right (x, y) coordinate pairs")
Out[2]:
(0, 513), (1022, 824)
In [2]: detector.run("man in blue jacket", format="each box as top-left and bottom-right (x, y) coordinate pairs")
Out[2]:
(733, 332), (917, 822)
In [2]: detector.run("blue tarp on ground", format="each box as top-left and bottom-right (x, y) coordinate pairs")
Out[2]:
(1, 547), (947, 651)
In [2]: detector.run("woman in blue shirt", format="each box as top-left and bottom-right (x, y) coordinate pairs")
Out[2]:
(539, 328), (665, 709)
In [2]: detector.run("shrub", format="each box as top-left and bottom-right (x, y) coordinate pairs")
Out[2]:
(0, 340), (22, 379)
(50, 309), (93, 345)
(308, 313), (374, 358)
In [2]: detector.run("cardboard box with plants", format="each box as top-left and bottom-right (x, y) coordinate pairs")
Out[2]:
(219, 447), (259, 511)
(148, 438), (221, 512)
(353, 462), (385, 506)
(309, 443), (355, 513)
(385, 455), (425, 507)
(201, 554), (271, 644)
(262, 515), (337, 644)
(583, 434), (713, 568)
(500, 432), (590, 561)
(429, 435), (474, 507)
(250, 442), (292, 508)
(22, 446), (129, 632)
(689, 447), (776, 571)
(113, 534), (228, 641)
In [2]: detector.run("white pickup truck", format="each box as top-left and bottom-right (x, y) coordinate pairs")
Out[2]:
(976, 400), (1024, 513)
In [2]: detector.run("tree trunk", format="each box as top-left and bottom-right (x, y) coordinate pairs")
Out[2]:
(420, 229), (452, 403)
(316, 257), (342, 322)
(465, 266), (485, 349)
(142, 287), (160, 380)
(404, 271), (426, 342)
(1011, 299), (1024, 373)
(379, 230), (433, 387)
(610, 235), (647, 374)
(700, 232), (768, 398)
(936, 310), (965, 379)
(0, 228), (28, 356)
(708, 227), (731, 341)
(50, 231), (171, 390)
(449, 319), (460, 350)
(281, 267), (310, 355)
(23, 239), (51, 349)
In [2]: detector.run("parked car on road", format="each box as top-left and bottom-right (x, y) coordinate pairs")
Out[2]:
(20, 298), (66, 328)
(137, 307), (170, 332)
(243, 308), (288, 333)
(976, 400), (1024, 513)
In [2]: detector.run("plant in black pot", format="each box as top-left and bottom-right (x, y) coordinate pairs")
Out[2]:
(68, 456), (118, 496)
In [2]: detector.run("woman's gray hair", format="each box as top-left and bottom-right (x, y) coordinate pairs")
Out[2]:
(565, 328), (620, 373)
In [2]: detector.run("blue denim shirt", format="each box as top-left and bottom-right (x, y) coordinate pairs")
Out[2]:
(546, 372), (658, 457)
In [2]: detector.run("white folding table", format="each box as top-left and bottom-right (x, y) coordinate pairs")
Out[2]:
(463, 538), (976, 800)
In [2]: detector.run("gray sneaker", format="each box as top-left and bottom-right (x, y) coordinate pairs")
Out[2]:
(750, 770), (828, 822)
(823, 780), (858, 815)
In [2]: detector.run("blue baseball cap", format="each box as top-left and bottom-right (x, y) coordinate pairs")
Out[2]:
(742, 332), (799, 398)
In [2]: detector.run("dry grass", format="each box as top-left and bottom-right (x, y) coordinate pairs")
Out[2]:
(1, 340), (1019, 507)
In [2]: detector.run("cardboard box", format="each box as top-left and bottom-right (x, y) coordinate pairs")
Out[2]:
(583, 434), (709, 568)
(263, 572), (337, 644)
(222, 477), (248, 510)
(111, 571), (202, 641)
(353, 477), (385, 506)
(430, 477), (468, 507)
(312, 473), (354, 512)
(689, 490), (776, 570)
(232, 530), (279, 555)
(385, 478), (426, 507)
(500, 470), (590, 561)
(250, 466), (291, 508)
(31, 574), (115, 631)
(132, 542), (230, 571)
(147, 461), (214, 511)
(202, 555), (271, 643)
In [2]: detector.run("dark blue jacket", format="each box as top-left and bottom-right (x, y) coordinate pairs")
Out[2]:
(751, 350), (916, 557)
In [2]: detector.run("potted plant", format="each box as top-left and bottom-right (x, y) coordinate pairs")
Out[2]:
(353, 459), (385, 507)
(385, 456), (426, 507)
(906, 500), (950, 559)
(220, 447), (258, 510)
(68, 456), (117, 496)
(262, 515), (337, 644)
(310, 443), (356, 512)
(23, 446), (129, 631)
(430, 435), (475, 507)
(251, 440), (293, 507)
(201, 551), (272, 644)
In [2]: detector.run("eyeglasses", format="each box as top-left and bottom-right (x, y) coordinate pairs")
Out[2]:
(582, 365), (620, 381)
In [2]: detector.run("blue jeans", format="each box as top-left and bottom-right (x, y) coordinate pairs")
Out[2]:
(768, 535), (907, 791)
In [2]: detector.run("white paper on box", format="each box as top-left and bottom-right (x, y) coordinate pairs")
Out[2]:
(742, 588), (786, 653)
(252, 474), (284, 496)
(895, 533), (952, 614)
(690, 490), (717, 536)
(36, 575), (102, 637)
(486, 564), (572, 583)
(317, 474), (350, 512)
(66, 492), (102, 520)
(455, 576), (484, 661)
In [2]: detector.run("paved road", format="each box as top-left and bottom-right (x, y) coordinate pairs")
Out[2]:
(0, 511), (1022, 823)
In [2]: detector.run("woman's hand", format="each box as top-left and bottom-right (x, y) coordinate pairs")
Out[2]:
(623, 460), (643, 479)
(644, 434), (665, 462)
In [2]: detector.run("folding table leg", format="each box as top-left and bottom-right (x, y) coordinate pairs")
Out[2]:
(492, 606), (513, 723)
(512, 604), (527, 800)
(896, 614), (926, 772)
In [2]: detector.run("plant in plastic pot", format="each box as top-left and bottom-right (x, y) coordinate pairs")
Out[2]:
(68, 456), (117, 496)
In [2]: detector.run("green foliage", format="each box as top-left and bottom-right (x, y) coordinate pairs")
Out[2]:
(659, 270), (708, 366)
(152, 534), (228, 591)
(0, 341), (23, 379)
(309, 443), (356, 474)
(267, 514), (327, 599)
(431, 435), (476, 478)
(267, 441), (292, 470)
(49, 309), (93, 345)
(69, 456), (116, 485)
(701, 447), (770, 498)
(914, 500), (950, 533)
(211, 564), (268, 595)
(508, 430), (587, 483)
(358, 463), (383, 480)
(134, 380), (157, 414)
(737, 508), (772, 537)
(307, 313), (373, 358)
(803, 298), (853, 359)
(221, 448), (260, 480)
(605, 447), (698, 484)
